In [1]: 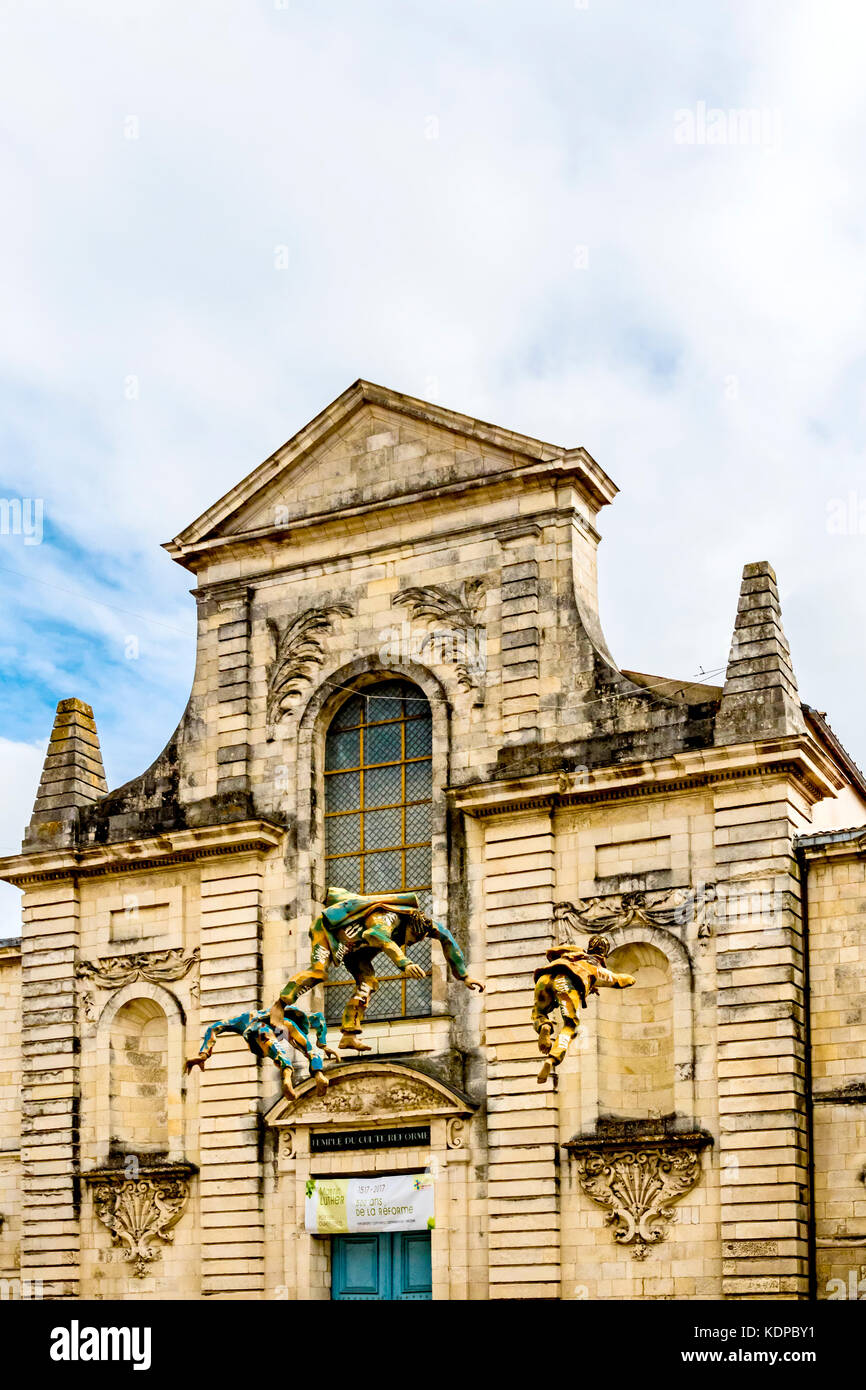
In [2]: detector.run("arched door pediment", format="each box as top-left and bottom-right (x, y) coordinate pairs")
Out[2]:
(264, 1061), (475, 1129)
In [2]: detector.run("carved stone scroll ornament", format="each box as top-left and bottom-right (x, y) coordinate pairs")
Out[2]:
(394, 580), (487, 703)
(447, 1118), (466, 1149)
(85, 1165), (195, 1278)
(554, 884), (717, 941)
(567, 1132), (711, 1259)
(266, 603), (353, 737)
(76, 947), (200, 991)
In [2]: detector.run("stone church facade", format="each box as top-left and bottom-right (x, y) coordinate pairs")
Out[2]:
(1, 380), (864, 1300)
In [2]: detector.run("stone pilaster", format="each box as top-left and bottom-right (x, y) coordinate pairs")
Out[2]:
(498, 531), (541, 742)
(213, 588), (253, 799)
(484, 809), (560, 1298)
(713, 781), (810, 1298)
(19, 880), (81, 1298)
(198, 856), (265, 1297)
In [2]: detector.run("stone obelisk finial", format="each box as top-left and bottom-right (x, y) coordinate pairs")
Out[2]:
(25, 698), (108, 849)
(714, 562), (806, 746)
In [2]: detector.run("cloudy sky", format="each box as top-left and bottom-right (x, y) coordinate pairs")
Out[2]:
(1, 0), (864, 934)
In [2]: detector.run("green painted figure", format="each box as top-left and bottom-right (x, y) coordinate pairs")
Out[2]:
(185, 1004), (339, 1101)
(270, 887), (484, 1052)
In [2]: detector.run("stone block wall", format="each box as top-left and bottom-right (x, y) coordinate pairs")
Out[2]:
(2, 385), (865, 1302)
(800, 833), (866, 1300)
(552, 788), (722, 1299)
(0, 941), (21, 1289)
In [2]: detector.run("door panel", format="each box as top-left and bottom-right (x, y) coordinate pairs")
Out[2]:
(332, 1234), (389, 1299)
(332, 1231), (432, 1300)
(394, 1231), (433, 1299)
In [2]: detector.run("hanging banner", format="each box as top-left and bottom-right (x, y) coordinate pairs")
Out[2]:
(305, 1173), (435, 1234)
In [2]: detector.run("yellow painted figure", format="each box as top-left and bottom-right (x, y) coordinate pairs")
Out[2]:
(271, 887), (483, 1052)
(533, 934), (635, 1083)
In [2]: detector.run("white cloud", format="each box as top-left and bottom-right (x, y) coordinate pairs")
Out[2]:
(0, 0), (864, 793)
(0, 737), (46, 937)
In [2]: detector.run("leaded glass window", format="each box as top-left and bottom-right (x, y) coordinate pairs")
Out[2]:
(323, 679), (433, 1023)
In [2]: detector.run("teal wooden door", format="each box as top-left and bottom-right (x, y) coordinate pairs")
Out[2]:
(393, 1232), (433, 1299)
(332, 1232), (432, 1299)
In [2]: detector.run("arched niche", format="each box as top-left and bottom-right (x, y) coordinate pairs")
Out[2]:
(95, 982), (186, 1165)
(597, 941), (675, 1121)
(581, 923), (696, 1132)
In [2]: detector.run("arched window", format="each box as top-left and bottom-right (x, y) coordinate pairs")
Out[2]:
(109, 997), (169, 1157)
(596, 942), (675, 1122)
(323, 677), (433, 1022)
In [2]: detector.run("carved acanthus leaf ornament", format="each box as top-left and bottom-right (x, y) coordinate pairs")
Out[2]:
(266, 603), (353, 737)
(554, 884), (716, 941)
(307, 1074), (440, 1118)
(76, 947), (200, 991)
(394, 580), (487, 702)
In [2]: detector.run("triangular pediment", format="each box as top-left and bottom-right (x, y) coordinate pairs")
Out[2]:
(264, 1060), (476, 1128)
(165, 380), (614, 567)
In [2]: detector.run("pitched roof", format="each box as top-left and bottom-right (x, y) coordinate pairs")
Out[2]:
(163, 378), (616, 565)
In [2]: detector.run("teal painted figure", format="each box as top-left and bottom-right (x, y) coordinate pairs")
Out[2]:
(270, 887), (484, 1052)
(185, 1005), (339, 1101)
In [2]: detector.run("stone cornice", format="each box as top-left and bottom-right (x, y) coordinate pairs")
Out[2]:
(82, 1160), (199, 1182)
(796, 826), (866, 863)
(564, 1127), (713, 1154)
(172, 466), (610, 574)
(191, 508), (575, 600)
(190, 500), (593, 598)
(0, 819), (285, 887)
(449, 734), (844, 818)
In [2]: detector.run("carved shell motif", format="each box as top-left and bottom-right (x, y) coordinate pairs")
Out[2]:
(572, 1142), (705, 1259)
(90, 1173), (192, 1278)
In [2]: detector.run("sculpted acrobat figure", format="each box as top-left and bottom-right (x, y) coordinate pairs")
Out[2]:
(533, 934), (635, 1084)
(270, 886), (484, 1052)
(185, 1004), (339, 1101)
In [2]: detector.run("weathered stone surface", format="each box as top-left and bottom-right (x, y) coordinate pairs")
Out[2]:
(715, 561), (806, 744)
(25, 699), (108, 849)
(0, 383), (864, 1303)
